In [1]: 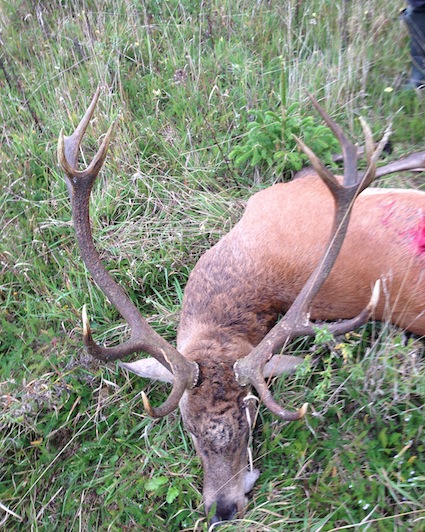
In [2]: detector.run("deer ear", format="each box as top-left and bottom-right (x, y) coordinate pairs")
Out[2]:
(119, 358), (174, 383)
(263, 355), (304, 377)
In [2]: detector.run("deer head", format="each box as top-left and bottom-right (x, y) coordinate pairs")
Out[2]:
(59, 88), (389, 523)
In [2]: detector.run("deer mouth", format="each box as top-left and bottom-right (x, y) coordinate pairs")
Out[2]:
(210, 497), (238, 524)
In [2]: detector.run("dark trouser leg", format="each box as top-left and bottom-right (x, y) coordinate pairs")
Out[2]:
(402, 7), (425, 88)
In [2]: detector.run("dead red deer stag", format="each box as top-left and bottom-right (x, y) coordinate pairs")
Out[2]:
(58, 87), (425, 524)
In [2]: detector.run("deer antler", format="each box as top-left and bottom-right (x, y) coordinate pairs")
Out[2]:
(58, 87), (198, 417)
(374, 150), (425, 177)
(234, 96), (383, 421)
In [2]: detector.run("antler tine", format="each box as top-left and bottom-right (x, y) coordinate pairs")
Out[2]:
(358, 117), (374, 171)
(308, 94), (358, 186)
(58, 86), (103, 198)
(235, 99), (382, 421)
(234, 280), (380, 420)
(294, 135), (340, 196)
(358, 119), (393, 190)
(63, 85), (102, 168)
(374, 149), (425, 177)
(59, 89), (199, 417)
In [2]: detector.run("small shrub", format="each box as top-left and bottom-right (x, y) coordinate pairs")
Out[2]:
(229, 101), (340, 178)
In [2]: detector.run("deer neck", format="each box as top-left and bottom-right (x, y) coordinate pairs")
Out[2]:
(177, 238), (283, 352)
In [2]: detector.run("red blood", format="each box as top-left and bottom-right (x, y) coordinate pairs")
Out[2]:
(415, 215), (425, 254)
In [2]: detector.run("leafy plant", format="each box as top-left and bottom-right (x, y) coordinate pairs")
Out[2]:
(229, 102), (340, 177)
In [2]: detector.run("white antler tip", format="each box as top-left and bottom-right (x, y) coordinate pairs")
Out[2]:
(141, 391), (154, 417)
(299, 403), (309, 418)
(82, 304), (90, 337)
(57, 128), (68, 166)
(369, 279), (381, 310)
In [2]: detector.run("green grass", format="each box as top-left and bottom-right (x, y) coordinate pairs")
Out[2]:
(1, 0), (424, 530)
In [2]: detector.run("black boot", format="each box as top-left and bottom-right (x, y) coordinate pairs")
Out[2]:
(402, 6), (425, 88)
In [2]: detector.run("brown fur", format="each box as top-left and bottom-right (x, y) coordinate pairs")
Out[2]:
(176, 173), (425, 519)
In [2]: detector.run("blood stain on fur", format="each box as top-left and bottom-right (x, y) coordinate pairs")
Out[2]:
(414, 214), (425, 254)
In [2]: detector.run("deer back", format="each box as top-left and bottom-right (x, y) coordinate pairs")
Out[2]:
(238, 175), (425, 335)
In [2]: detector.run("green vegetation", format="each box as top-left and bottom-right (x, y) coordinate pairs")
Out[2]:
(229, 103), (340, 177)
(1, 1), (424, 530)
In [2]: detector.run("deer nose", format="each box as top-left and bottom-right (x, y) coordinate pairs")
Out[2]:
(210, 498), (238, 524)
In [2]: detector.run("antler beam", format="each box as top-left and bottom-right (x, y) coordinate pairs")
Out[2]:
(58, 87), (199, 417)
(234, 96), (383, 420)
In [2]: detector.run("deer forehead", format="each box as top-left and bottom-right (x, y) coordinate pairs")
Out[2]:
(180, 382), (250, 446)
(188, 413), (251, 456)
